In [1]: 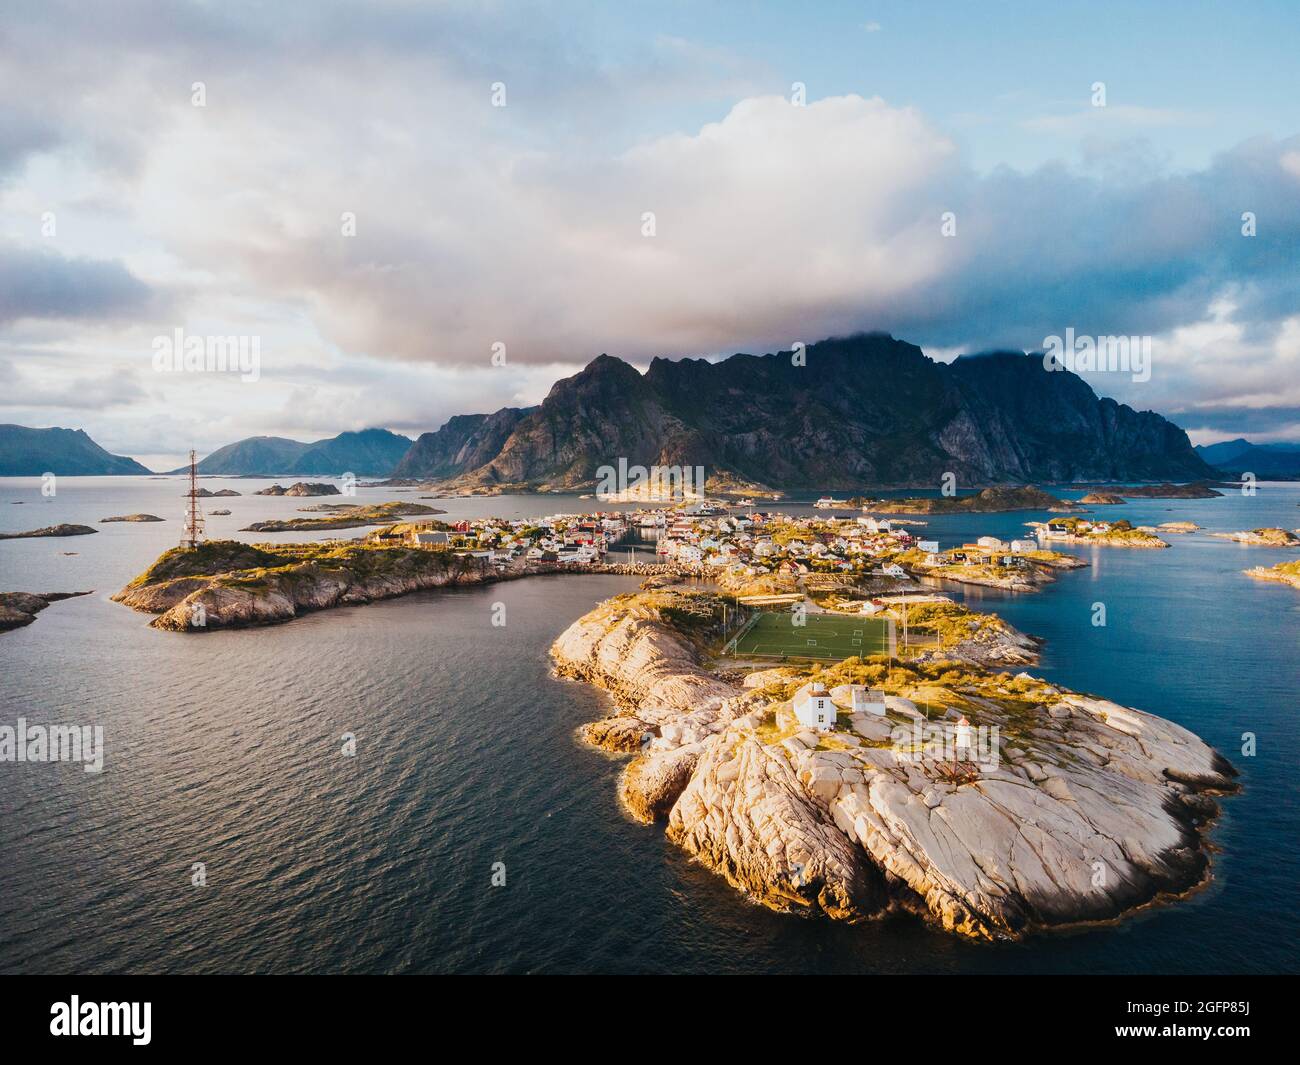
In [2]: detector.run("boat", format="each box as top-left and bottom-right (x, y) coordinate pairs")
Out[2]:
(734, 498), (755, 508)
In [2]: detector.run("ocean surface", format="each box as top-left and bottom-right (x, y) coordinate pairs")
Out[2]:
(0, 476), (1296, 974)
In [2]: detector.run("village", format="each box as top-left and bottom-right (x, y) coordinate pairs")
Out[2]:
(362, 503), (1088, 600)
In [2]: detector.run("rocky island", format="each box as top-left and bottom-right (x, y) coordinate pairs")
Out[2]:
(1030, 517), (1169, 548)
(1080, 481), (1224, 499)
(551, 588), (1236, 940)
(1211, 527), (1300, 546)
(1244, 559), (1300, 589)
(100, 513), (165, 523)
(898, 548), (1088, 592)
(112, 539), (518, 630)
(239, 501), (445, 532)
(0, 590), (93, 633)
(254, 482), (340, 497)
(865, 486), (1073, 515)
(0, 523), (98, 540)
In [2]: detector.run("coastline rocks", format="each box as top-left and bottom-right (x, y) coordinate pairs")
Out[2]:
(254, 482), (340, 497)
(0, 524), (97, 540)
(0, 590), (93, 632)
(1244, 561), (1300, 589)
(1211, 527), (1299, 546)
(668, 732), (884, 918)
(552, 592), (1238, 940)
(113, 540), (513, 630)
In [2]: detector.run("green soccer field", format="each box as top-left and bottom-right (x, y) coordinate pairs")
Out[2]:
(729, 610), (892, 660)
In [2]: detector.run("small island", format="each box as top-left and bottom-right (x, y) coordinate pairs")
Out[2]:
(1078, 481), (1223, 499)
(254, 482), (340, 497)
(0, 523), (98, 540)
(551, 587), (1236, 939)
(100, 513), (165, 523)
(895, 545), (1087, 592)
(865, 486), (1073, 515)
(1211, 527), (1300, 546)
(0, 590), (93, 633)
(191, 488), (241, 498)
(239, 501), (445, 532)
(1029, 517), (1169, 548)
(1078, 492), (1125, 505)
(1244, 559), (1300, 589)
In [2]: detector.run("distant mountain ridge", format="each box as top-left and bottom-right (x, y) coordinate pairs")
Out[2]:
(180, 428), (412, 476)
(390, 334), (1214, 491)
(1195, 437), (1300, 478)
(0, 424), (152, 476)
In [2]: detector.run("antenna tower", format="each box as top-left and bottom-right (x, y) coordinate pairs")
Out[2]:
(183, 448), (205, 549)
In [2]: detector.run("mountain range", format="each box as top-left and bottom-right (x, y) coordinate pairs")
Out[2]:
(169, 428), (412, 476)
(1195, 437), (1300, 479)
(3, 335), (1224, 486)
(391, 334), (1213, 491)
(0, 424), (151, 476)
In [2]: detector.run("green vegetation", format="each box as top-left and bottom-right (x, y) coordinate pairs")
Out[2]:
(241, 500), (442, 532)
(126, 538), (473, 593)
(867, 486), (1067, 514)
(731, 610), (891, 660)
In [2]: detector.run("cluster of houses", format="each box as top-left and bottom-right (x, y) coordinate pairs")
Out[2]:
(368, 512), (628, 568)
(921, 535), (1040, 568)
(655, 512), (924, 579)
(1036, 518), (1111, 540)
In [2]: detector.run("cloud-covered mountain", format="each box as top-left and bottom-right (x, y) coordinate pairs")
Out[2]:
(0, 424), (152, 476)
(392, 334), (1212, 491)
(182, 429), (412, 476)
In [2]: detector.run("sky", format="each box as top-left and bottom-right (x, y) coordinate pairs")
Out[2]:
(1, 0), (1298, 469)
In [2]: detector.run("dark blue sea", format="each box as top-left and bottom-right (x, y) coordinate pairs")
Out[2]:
(0, 477), (1296, 973)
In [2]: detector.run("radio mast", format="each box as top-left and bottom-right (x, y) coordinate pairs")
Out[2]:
(182, 449), (205, 549)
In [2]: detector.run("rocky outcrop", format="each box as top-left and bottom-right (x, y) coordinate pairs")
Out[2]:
(1244, 560), (1300, 589)
(254, 482), (340, 497)
(240, 501), (442, 531)
(0, 524), (97, 539)
(552, 591), (1237, 939)
(114, 540), (514, 630)
(100, 513), (164, 522)
(668, 734), (884, 918)
(0, 590), (92, 632)
(1212, 528), (1299, 546)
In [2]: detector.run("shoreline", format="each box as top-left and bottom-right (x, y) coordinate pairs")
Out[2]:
(550, 588), (1236, 941)
(112, 539), (690, 631)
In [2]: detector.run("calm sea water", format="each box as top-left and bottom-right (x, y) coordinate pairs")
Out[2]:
(0, 477), (1296, 973)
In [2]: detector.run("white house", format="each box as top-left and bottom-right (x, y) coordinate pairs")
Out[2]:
(977, 536), (1006, 550)
(881, 563), (907, 578)
(794, 682), (837, 731)
(851, 686), (887, 715)
(917, 540), (939, 553)
(1009, 539), (1037, 553)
